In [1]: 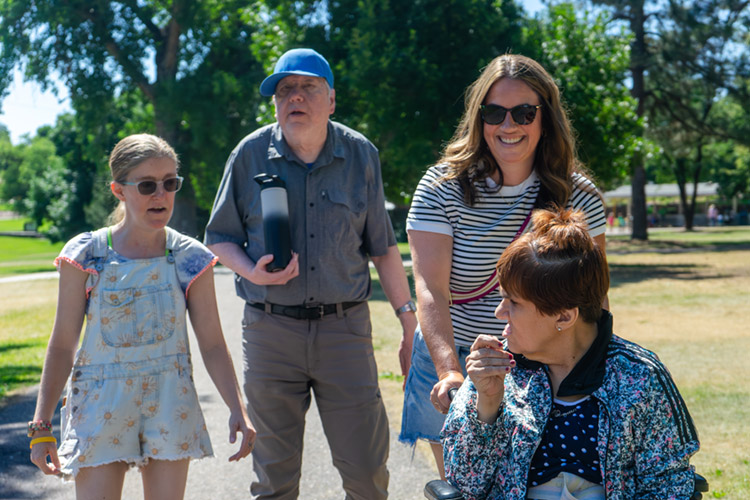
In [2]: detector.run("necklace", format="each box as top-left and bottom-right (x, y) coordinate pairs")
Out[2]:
(550, 406), (578, 419)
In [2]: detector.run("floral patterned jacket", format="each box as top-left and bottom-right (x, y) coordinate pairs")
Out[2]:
(442, 311), (700, 500)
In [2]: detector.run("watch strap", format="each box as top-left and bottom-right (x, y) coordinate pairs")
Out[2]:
(395, 300), (417, 317)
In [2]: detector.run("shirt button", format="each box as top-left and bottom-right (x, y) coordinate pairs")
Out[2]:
(309, 297), (314, 301)
(75, 371), (82, 377)
(310, 234), (314, 238)
(73, 388), (80, 395)
(309, 202), (314, 207)
(311, 266), (316, 271)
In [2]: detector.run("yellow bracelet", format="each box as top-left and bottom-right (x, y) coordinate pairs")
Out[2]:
(438, 370), (462, 381)
(29, 436), (57, 449)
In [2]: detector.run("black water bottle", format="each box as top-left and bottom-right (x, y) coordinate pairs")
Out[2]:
(254, 174), (292, 272)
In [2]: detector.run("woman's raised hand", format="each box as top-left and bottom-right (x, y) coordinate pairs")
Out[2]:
(467, 335), (514, 422)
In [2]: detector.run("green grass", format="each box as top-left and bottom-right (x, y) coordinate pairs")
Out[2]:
(608, 226), (750, 252)
(397, 241), (410, 260)
(0, 281), (58, 399)
(0, 217), (30, 232)
(0, 235), (64, 276)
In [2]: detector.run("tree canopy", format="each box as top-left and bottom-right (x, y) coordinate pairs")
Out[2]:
(2, 0), (749, 241)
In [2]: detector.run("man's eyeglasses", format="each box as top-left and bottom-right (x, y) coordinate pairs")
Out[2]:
(119, 176), (184, 195)
(480, 104), (542, 125)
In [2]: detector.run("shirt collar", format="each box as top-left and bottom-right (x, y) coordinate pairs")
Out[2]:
(267, 121), (344, 168)
(514, 310), (614, 396)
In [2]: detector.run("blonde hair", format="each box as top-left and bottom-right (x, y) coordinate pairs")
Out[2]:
(438, 54), (583, 206)
(107, 134), (179, 224)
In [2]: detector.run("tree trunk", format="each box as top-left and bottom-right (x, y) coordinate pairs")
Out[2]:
(675, 157), (690, 229)
(629, 0), (649, 241)
(155, 108), (199, 238)
(630, 160), (648, 240)
(685, 142), (705, 231)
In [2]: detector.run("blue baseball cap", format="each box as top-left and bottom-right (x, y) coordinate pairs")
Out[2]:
(259, 48), (334, 97)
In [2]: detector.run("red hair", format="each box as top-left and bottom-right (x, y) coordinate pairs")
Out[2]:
(497, 209), (608, 323)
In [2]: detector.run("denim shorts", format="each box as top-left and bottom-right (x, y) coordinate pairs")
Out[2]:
(399, 327), (470, 444)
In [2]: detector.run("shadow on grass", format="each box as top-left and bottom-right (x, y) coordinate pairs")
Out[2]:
(607, 238), (750, 255)
(609, 262), (726, 288)
(371, 261), (726, 296)
(0, 341), (39, 354)
(0, 364), (43, 399)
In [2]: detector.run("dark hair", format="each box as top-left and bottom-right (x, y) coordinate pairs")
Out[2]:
(437, 54), (586, 206)
(496, 208), (608, 323)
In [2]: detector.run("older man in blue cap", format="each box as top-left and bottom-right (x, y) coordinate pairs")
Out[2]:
(205, 48), (417, 499)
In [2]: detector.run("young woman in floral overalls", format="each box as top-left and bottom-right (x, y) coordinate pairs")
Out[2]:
(28, 134), (255, 499)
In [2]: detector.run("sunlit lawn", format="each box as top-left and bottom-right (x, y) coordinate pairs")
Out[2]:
(0, 279), (58, 399)
(0, 235), (64, 276)
(0, 217), (28, 232)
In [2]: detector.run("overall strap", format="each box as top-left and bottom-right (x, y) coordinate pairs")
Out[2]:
(91, 227), (110, 259)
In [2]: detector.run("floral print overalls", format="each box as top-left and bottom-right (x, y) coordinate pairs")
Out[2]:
(55, 227), (214, 478)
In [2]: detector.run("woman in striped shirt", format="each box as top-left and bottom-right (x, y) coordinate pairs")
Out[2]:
(399, 54), (607, 476)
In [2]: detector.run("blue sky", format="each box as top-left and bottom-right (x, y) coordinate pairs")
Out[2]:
(0, 0), (545, 145)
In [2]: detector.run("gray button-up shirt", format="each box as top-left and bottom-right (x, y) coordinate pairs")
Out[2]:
(204, 121), (396, 306)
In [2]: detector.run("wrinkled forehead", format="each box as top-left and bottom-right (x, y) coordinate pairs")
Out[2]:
(277, 74), (328, 88)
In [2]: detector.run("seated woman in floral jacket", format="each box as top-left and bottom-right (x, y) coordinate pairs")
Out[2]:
(442, 208), (700, 500)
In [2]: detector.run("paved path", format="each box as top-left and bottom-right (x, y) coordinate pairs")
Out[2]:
(0, 269), (435, 499)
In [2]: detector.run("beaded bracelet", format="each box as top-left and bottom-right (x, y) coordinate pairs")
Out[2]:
(27, 420), (52, 437)
(30, 436), (57, 449)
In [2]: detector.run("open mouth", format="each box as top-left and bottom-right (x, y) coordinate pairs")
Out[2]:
(500, 136), (523, 145)
(148, 207), (167, 214)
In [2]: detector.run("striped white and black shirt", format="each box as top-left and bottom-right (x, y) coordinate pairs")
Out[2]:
(407, 165), (606, 346)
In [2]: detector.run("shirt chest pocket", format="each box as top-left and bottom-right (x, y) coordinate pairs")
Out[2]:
(322, 188), (367, 244)
(99, 284), (176, 347)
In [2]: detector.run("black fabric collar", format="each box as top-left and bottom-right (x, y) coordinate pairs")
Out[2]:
(513, 310), (613, 397)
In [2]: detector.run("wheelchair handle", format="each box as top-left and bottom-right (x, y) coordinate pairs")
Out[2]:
(448, 387), (458, 401)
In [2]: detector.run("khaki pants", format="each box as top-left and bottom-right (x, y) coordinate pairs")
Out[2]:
(242, 302), (389, 500)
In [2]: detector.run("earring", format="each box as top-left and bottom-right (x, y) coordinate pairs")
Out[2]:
(556, 325), (562, 332)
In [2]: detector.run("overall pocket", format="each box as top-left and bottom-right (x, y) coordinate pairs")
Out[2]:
(100, 283), (176, 347)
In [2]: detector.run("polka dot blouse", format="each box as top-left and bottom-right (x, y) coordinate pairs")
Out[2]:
(528, 396), (602, 487)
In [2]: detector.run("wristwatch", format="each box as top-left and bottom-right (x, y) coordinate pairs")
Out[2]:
(394, 300), (417, 317)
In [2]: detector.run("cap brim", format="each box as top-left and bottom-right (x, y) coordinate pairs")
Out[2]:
(259, 71), (328, 97)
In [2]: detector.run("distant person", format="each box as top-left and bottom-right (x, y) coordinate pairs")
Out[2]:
(204, 48), (417, 499)
(29, 134), (254, 499)
(708, 204), (719, 226)
(606, 211), (615, 229)
(399, 54), (606, 476)
(443, 208), (700, 498)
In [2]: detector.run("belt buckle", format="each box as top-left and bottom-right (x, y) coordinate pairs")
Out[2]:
(302, 304), (325, 320)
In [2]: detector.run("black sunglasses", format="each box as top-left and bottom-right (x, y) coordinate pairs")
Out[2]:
(119, 176), (184, 195)
(480, 104), (542, 125)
